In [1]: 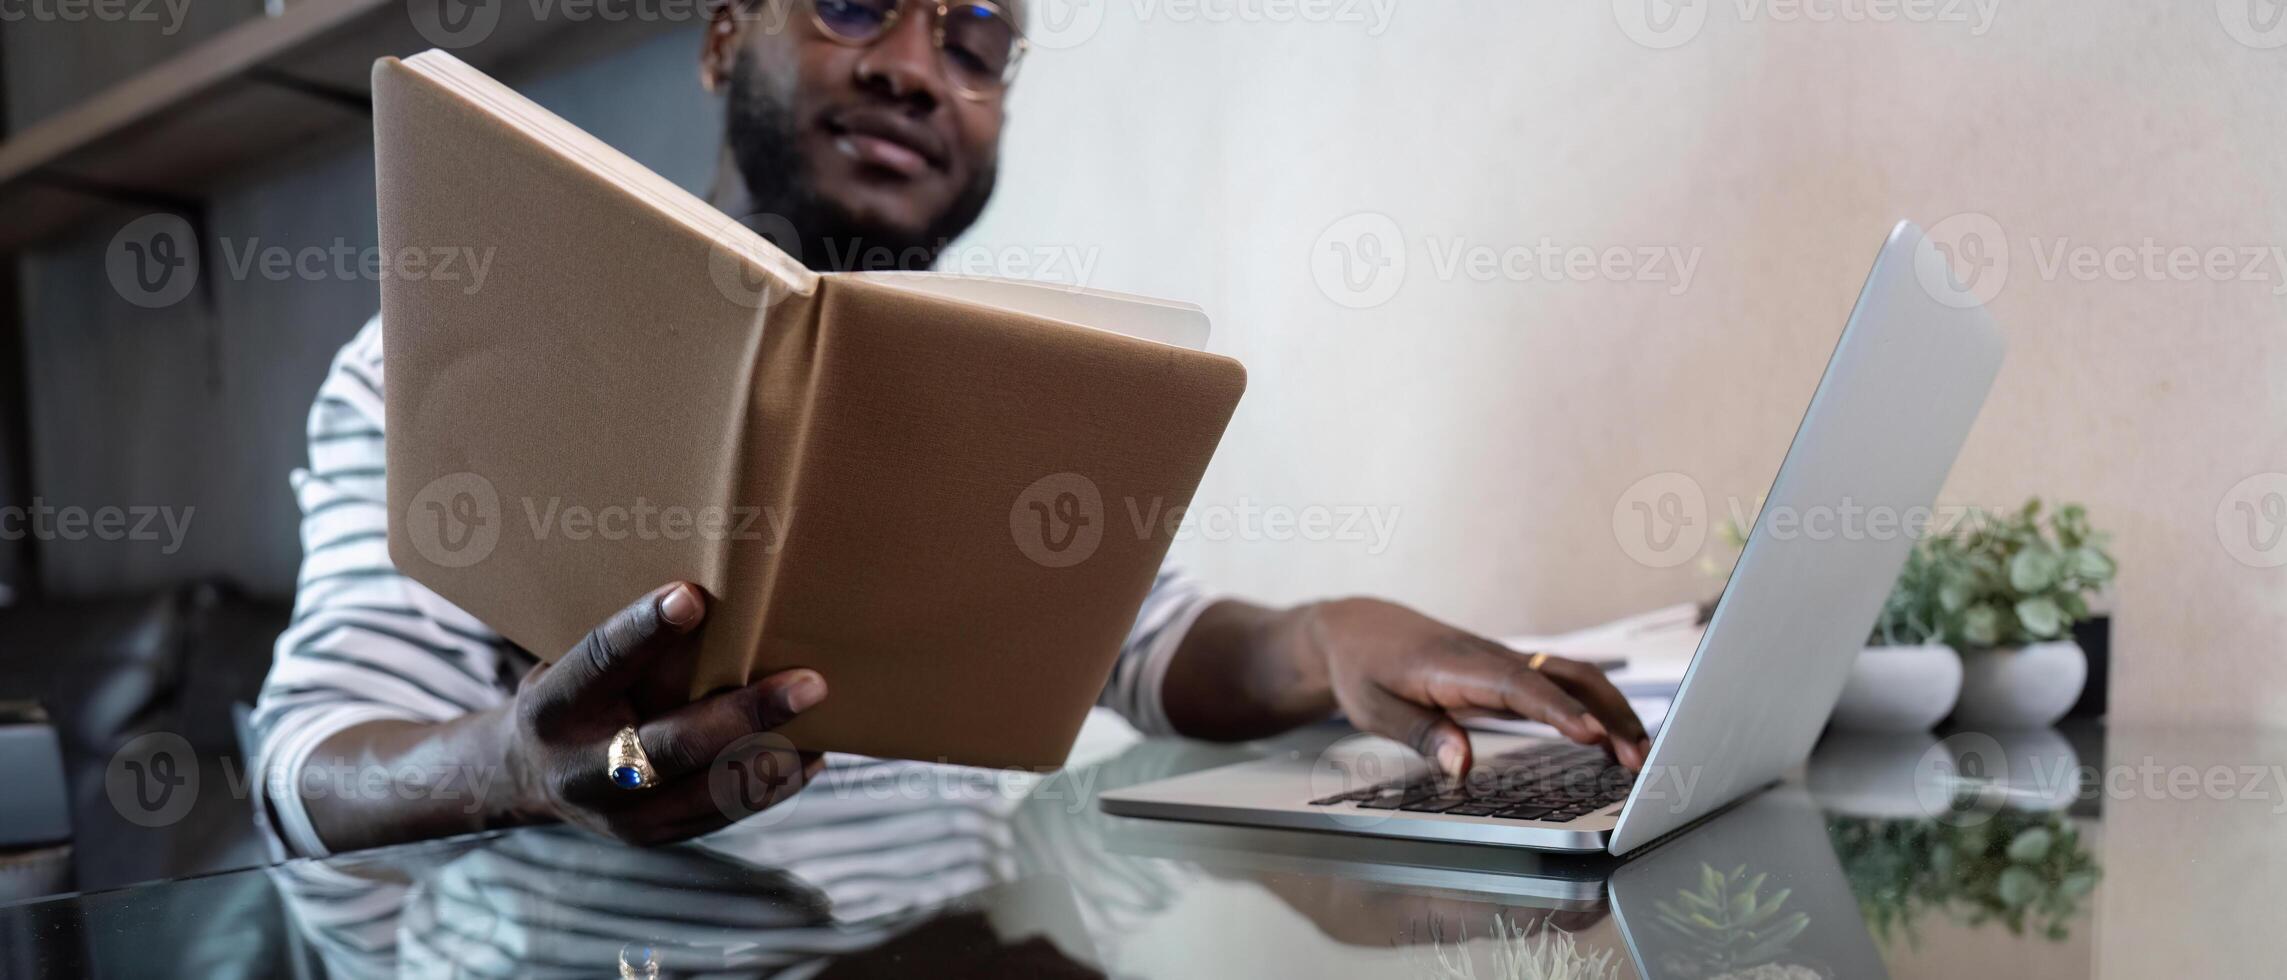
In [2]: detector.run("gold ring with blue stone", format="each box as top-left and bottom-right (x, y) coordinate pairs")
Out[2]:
(607, 725), (656, 790)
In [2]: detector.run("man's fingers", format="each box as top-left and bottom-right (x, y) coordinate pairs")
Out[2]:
(634, 669), (827, 781)
(531, 583), (706, 722)
(609, 749), (821, 845)
(1403, 637), (1602, 744)
(1532, 653), (1652, 769)
(1349, 684), (1474, 780)
(556, 669), (824, 806)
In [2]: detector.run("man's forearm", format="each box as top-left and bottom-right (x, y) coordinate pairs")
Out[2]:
(1158, 598), (1339, 740)
(294, 708), (540, 855)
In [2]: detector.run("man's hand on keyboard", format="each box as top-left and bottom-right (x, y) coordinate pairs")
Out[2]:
(1157, 597), (1652, 780)
(1294, 598), (1651, 779)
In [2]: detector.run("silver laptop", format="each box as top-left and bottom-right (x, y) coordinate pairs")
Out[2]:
(1100, 221), (2005, 857)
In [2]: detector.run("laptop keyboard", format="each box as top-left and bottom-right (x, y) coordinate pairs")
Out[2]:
(1307, 742), (1634, 823)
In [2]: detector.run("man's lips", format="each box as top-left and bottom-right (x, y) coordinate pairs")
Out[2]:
(823, 110), (949, 179)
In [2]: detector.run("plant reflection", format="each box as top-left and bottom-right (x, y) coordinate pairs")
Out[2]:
(1828, 805), (2100, 946)
(1651, 864), (1815, 979)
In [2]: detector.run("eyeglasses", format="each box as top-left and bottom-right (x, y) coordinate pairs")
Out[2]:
(805, 0), (1028, 100)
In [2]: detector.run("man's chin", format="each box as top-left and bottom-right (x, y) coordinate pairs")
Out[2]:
(814, 180), (949, 250)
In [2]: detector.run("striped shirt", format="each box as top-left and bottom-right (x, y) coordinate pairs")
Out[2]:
(250, 315), (1220, 859)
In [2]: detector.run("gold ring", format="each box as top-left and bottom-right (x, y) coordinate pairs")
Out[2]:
(607, 725), (656, 790)
(1526, 652), (1550, 671)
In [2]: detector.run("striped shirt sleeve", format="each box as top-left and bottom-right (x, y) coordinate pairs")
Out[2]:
(250, 316), (534, 859)
(1097, 568), (1219, 738)
(252, 314), (1214, 856)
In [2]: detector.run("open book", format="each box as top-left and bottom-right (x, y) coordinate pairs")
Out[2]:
(374, 51), (1247, 770)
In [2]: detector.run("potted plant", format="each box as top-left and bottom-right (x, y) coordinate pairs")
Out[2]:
(1933, 500), (2114, 730)
(1828, 539), (1965, 733)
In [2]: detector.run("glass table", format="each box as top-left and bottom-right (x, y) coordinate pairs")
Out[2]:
(2, 718), (2278, 977)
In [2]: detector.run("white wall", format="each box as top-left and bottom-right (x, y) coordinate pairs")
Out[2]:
(961, 1), (2287, 726)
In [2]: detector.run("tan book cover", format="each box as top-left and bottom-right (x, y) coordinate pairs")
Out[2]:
(373, 51), (1246, 770)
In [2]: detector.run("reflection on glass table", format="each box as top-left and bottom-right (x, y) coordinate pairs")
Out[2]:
(23, 718), (2287, 979)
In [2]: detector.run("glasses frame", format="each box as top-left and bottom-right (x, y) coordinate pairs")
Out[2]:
(804, 0), (1029, 101)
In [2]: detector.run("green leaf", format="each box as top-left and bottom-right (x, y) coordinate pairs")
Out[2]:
(2058, 871), (2098, 897)
(1763, 886), (1790, 912)
(2071, 546), (2114, 582)
(2006, 827), (2054, 862)
(2009, 547), (2062, 593)
(1939, 579), (1973, 613)
(1963, 605), (2004, 647)
(1747, 913), (1811, 957)
(2016, 597), (2064, 639)
(1997, 867), (2043, 908)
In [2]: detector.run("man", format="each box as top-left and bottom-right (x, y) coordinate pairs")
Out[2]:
(250, 0), (1649, 857)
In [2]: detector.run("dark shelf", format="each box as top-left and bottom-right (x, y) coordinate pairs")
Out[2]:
(0, 0), (679, 251)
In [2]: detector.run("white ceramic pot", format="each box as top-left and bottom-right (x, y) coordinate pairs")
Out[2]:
(1829, 643), (1962, 733)
(1951, 640), (2087, 731)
